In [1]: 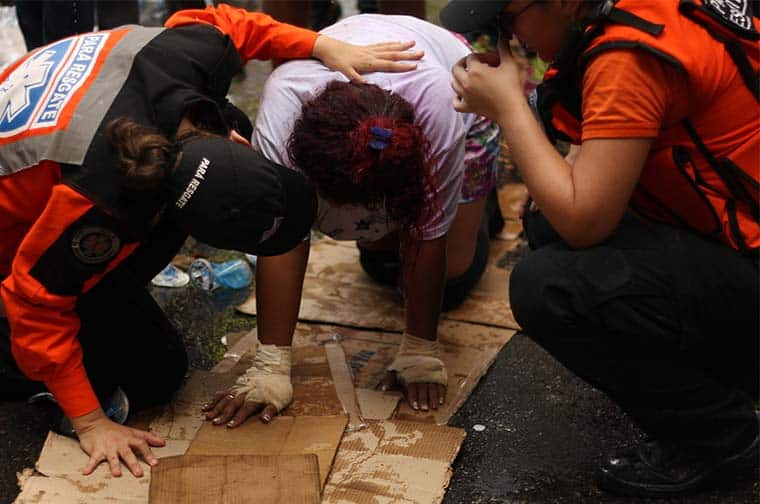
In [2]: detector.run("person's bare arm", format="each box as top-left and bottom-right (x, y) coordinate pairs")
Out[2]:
(256, 239), (310, 347)
(383, 235), (448, 411)
(202, 240), (309, 426)
(451, 40), (651, 248)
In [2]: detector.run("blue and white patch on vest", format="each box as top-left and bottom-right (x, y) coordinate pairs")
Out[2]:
(704, 0), (755, 31)
(0, 33), (109, 139)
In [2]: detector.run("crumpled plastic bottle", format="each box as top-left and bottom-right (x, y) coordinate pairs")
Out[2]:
(189, 258), (252, 291)
(151, 263), (190, 288)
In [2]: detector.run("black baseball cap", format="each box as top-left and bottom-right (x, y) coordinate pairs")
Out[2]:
(168, 136), (316, 256)
(440, 0), (511, 33)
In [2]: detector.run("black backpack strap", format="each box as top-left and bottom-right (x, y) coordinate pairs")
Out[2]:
(682, 118), (760, 220)
(680, 0), (760, 100)
(606, 5), (665, 35)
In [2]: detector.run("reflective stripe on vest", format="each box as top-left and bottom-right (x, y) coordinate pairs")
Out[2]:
(0, 27), (164, 176)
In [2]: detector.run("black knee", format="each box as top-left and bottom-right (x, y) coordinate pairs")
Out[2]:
(509, 246), (576, 342)
(358, 246), (400, 286)
(442, 220), (489, 311)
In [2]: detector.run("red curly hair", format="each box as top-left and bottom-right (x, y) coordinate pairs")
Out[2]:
(287, 81), (439, 240)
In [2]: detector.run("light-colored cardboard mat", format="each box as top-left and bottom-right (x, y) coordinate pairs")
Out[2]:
(237, 238), (519, 331)
(322, 420), (466, 504)
(149, 454), (321, 504)
(14, 432), (188, 504)
(291, 321), (515, 425)
(187, 415), (348, 489)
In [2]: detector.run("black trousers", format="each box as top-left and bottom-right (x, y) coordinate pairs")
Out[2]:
(0, 220), (188, 412)
(510, 211), (759, 455)
(15, 1), (138, 51)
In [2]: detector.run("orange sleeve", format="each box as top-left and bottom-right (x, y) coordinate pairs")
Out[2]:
(164, 3), (318, 63)
(1, 185), (138, 418)
(581, 49), (689, 141)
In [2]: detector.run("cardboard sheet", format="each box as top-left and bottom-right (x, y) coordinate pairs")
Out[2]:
(287, 345), (345, 417)
(14, 432), (188, 504)
(187, 415), (347, 489)
(237, 237), (519, 331)
(149, 454), (320, 504)
(147, 371), (236, 450)
(213, 330), (345, 418)
(498, 182), (528, 221)
(322, 420), (466, 504)
(442, 265), (517, 330)
(291, 321), (515, 425)
(355, 389), (402, 420)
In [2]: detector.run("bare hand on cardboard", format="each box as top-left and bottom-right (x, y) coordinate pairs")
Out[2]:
(382, 333), (448, 411)
(73, 409), (164, 478)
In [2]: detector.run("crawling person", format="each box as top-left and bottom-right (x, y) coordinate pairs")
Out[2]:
(201, 13), (503, 426)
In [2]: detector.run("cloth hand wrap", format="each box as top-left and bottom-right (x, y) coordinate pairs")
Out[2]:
(387, 333), (448, 386)
(230, 344), (293, 412)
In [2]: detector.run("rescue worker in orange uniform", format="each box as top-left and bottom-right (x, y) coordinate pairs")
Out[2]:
(0, 3), (422, 478)
(443, 0), (758, 497)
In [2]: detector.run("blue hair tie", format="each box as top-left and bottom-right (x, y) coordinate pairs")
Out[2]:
(368, 126), (392, 151)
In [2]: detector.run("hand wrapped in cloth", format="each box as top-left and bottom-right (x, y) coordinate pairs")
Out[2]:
(202, 342), (293, 427)
(385, 333), (448, 411)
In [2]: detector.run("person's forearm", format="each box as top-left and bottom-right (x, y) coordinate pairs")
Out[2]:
(402, 236), (446, 341)
(496, 99), (578, 237)
(255, 239), (309, 346)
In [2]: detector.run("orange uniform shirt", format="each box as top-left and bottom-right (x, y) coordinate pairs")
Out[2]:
(580, 49), (689, 142)
(0, 4), (317, 418)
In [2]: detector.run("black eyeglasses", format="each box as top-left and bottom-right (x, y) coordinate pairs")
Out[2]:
(497, 1), (537, 38)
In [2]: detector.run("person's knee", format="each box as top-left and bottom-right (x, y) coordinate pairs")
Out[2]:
(442, 223), (489, 311)
(358, 246), (400, 286)
(510, 248), (575, 339)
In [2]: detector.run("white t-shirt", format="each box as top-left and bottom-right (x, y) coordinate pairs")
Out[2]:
(253, 14), (476, 241)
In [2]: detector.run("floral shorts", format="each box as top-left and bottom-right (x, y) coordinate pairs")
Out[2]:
(460, 115), (500, 203)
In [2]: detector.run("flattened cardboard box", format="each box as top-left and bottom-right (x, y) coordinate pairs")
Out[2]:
(187, 415), (348, 489)
(14, 432), (188, 504)
(292, 321), (515, 425)
(149, 454), (320, 504)
(16, 344), (345, 503)
(237, 238), (519, 331)
(323, 420), (466, 504)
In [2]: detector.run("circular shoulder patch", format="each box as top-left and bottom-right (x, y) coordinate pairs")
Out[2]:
(71, 226), (121, 264)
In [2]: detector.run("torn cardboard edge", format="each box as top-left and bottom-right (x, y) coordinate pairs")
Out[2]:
(14, 432), (189, 504)
(323, 420), (466, 504)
